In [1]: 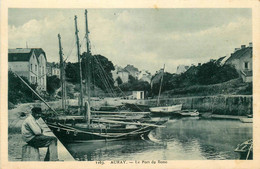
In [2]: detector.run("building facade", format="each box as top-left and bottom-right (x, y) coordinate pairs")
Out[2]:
(112, 65), (129, 86)
(225, 43), (253, 82)
(137, 70), (152, 83)
(124, 64), (139, 79)
(46, 62), (60, 78)
(8, 48), (47, 91)
(176, 65), (190, 74)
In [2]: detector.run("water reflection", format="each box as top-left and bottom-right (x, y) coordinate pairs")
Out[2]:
(64, 118), (252, 160)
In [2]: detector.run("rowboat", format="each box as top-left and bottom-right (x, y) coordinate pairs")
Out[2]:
(179, 109), (199, 117)
(149, 104), (182, 114)
(234, 139), (253, 160)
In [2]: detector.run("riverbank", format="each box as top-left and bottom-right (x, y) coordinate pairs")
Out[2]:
(9, 94), (253, 116)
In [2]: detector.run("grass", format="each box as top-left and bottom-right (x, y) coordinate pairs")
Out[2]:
(163, 78), (252, 98)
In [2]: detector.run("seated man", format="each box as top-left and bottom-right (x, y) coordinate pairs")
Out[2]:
(21, 107), (58, 161)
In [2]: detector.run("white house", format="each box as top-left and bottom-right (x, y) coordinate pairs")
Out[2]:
(8, 48), (47, 91)
(46, 62), (60, 78)
(176, 65), (190, 74)
(127, 91), (145, 100)
(138, 70), (152, 83)
(132, 91), (145, 100)
(225, 43), (253, 82)
(112, 65), (129, 86)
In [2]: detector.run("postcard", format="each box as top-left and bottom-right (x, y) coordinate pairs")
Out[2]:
(1, 0), (260, 169)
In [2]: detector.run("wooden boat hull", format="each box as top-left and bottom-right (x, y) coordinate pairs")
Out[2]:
(46, 119), (167, 143)
(124, 103), (150, 112)
(47, 123), (154, 143)
(234, 139), (253, 160)
(179, 110), (199, 117)
(149, 104), (182, 114)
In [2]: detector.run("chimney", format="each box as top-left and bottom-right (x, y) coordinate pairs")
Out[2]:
(241, 45), (246, 49)
(234, 48), (240, 52)
(249, 42), (253, 47)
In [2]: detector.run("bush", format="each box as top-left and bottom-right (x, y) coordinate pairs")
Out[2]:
(47, 75), (61, 95)
(8, 71), (37, 104)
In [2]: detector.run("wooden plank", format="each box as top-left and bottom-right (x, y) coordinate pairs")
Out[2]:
(92, 119), (165, 128)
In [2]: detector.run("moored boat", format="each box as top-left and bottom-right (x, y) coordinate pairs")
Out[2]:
(179, 109), (199, 117)
(124, 103), (150, 112)
(234, 139), (253, 160)
(149, 104), (182, 114)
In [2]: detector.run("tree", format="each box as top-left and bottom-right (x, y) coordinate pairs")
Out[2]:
(65, 62), (80, 83)
(197, 61), (238, 85)
(116, 77), (123, 85)
(8, 71), (37, 104)
(81, 53), (115, 91)
(47, 75), (61, 95)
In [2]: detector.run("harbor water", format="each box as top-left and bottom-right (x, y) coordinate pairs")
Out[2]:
(64, 117), (252, 160)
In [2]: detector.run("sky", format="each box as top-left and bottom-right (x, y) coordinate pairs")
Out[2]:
(8, 8), (252, 74)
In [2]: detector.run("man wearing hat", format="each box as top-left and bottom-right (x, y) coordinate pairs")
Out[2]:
(21, 107), (58, 161)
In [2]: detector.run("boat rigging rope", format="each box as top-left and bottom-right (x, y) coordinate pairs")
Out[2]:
(95, 56), (117, 96)
(93, 56), (117, 97)
(91, 42), (146, 112)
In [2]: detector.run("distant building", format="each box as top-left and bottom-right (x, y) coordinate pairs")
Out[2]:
(225, 43), (253, 82)
(8, 48), (47, 91)
(132, 91), (145, 100)
(150, 68), (164, 88)
(176, 65), (190, 74)
(138, 70), (152, 83)
(124, 64), (139, 79)
(112, 65), (129, 86)
(46, 62), (60, 78)
(127, 91), (145, 100)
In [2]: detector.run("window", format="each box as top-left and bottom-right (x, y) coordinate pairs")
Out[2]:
(31, 64), (33, 71)
(35, 65), (37, 71)
(36, 77), (37, 83)
(244, 62), (249, 69)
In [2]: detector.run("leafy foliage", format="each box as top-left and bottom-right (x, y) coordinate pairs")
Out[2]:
(8, 71), (37, 104)
(196, 61), (238, 85)
(65, 53), (115, 92)
(116, 77), (123, 85)
(47, 75), (61, 95)
(151, 61), (239, 96)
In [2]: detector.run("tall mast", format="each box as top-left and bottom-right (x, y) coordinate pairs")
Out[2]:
(58, 34), (66, 111)
(85, 9), (91, 124)
(74, 15), (84, 113)
(157, 64), (165, 106)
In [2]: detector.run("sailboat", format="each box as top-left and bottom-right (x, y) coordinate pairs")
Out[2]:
(43, 10), (167, 143)
(149, 64), (182, 115)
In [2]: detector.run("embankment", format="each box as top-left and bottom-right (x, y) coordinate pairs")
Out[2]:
(10, 95), (252, 116)
(140, 95), (252, 116)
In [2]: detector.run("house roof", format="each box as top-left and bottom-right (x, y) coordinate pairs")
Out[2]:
(124, 65), (139, 73)
(225, 47), (252, 63)
(46, 62), (59, 68)
(8, 48), (47, 62)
